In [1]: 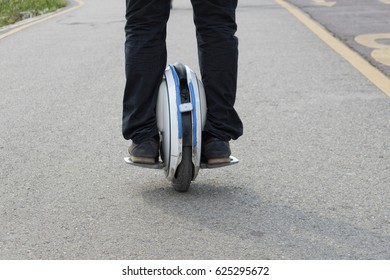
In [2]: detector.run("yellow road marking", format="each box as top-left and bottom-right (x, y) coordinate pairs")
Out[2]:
(355, 33), (390, 67)
(312, 0), (337, 7)
(379, 0), (390, 4)
(274, 0), (390, 98)
(0, 0), (85, 41)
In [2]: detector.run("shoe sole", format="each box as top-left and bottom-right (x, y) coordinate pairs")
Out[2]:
(207, 157), (231, 164)
(129, 155), (157, 164)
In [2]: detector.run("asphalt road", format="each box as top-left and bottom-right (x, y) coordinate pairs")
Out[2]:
(0, 0), (389, 259)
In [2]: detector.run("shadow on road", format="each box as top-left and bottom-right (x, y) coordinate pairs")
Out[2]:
(140, 182), (390, 259)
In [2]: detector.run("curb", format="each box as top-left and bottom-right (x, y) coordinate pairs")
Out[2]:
(0, 0), (85, 41)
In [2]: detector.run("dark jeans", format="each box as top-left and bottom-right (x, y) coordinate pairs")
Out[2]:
(123, 0), (243, 143)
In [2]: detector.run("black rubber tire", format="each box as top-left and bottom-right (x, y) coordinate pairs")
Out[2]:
(172, 147), (193, 192)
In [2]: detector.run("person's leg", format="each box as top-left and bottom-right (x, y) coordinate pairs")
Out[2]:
(190, 0), (243, 142)
(123, 0), (171, 144)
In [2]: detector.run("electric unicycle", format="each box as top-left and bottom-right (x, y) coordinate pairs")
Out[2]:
(124, 63), (239, 192)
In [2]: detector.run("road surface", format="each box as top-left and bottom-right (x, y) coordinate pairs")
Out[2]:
(0, 0), (389, 259)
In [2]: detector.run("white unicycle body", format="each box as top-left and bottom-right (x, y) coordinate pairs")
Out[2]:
(125, 63), (238, 192)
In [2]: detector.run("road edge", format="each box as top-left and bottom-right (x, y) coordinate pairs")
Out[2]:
(274, 0), (390, 98)
(0, 0), (85, 41)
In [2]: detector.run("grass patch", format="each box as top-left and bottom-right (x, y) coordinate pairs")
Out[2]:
(0, 0), (67, 28)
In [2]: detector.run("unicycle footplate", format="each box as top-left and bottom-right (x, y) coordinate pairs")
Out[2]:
(124, 155), (239, 170)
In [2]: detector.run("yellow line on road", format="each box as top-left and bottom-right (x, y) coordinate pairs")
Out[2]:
(0, 0), (85, 41)
(274, 0), (390, 98)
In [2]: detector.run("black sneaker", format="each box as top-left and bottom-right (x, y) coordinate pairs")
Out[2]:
(128, 135), (159, 164)
(202, 135), (231, 164)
